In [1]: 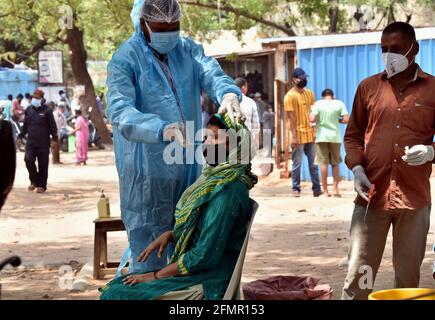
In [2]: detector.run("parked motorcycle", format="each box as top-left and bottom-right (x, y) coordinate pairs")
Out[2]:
(88, 120), (105, 150)
(11, 120), (26, 152)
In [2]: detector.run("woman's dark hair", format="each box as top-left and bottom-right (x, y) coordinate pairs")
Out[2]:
(207, 115), (228, 130)
(0, 120), (16, 211)
(7, 94), (13, 101)
(16, 94), (23, 100)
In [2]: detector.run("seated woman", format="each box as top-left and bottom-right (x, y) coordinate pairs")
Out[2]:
(100, 114), (257, 300)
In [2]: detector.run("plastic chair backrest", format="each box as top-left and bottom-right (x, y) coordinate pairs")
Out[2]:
(223, 198), (259, 300)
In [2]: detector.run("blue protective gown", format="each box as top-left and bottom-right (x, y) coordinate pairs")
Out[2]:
(107, 6), (241, 273)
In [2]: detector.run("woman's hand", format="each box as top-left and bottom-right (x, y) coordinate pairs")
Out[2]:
(122, 273), (155, 286)
(137, 231), (173, 262)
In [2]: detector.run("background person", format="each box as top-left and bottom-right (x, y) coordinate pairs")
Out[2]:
(11, 94), (24, 124)
(254, 92), (267, 148)
(18, 90), (58, 194)
(262, 105), (275, 159)
(235, 77), (260, 148)
(52, 103), (68, 164)
(2, 95), (13, 122)
(310, 88), (349, 197)
(21, 93), (32, 110)
(69, 108), (89, 166)
(285, 68), (322, 198)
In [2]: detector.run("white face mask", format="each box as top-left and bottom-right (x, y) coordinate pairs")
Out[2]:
(382, 42), (415, 78)
(31, 98), (41, 107)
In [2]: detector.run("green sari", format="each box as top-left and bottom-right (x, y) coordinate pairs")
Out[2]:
(100, 114), (257, 300)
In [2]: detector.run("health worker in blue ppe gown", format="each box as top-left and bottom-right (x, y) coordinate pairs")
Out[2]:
(107, 0), (245, 274)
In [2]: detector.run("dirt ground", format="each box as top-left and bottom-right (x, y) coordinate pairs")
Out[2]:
(1, 148), (434, 300)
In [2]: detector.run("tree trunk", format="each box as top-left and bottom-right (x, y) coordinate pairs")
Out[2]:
(65, 25), (112, 144)
(328, 0), (339, 33)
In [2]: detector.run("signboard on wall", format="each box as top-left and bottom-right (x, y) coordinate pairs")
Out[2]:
(38, 51), (64, 85)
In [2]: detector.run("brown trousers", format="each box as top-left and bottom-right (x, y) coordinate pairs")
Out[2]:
(342, 205), (430, 300)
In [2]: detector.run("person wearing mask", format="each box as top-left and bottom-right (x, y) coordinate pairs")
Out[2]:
(235, 77), (260, 148)
(18, 90), (58, 194)
(310, 89), (349, 197)
(100, 114), (257, 300)
(107, 0), (244, 274)
(52, 103), (68, 164)
(342, 22), (435, 300)
(285, 68), (322, 197)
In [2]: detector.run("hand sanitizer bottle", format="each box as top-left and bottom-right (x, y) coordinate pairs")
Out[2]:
(97, 190), (110, 218)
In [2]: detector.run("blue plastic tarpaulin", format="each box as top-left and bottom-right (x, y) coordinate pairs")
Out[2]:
(0, 67), (38, 100)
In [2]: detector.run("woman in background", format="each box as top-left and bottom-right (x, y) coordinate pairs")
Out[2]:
(70, 108), (89, 166)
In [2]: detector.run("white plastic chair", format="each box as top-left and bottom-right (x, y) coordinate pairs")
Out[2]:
(223, 198), (259, 300)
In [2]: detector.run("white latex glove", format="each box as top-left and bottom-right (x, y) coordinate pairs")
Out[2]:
(163, 122), (186, 147)
(402, 145), (435, 166)
(352, 165), (372, 202)
(218, 93), (246, 123)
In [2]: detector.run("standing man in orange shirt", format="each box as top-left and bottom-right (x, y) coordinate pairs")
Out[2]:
(342, 22), (434, 300)
(285, 68), (322, 197)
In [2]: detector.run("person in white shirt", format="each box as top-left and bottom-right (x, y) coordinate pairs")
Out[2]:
(21, 93), (32, 110)
(235, 77), (260, 148)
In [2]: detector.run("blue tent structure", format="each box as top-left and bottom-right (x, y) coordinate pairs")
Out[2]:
(0, 67), (38, 100)
(260, 27), (435, 181)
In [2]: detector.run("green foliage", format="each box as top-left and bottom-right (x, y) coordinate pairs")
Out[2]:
(0, 0), (135, 66)
(1, 0), (433, 67)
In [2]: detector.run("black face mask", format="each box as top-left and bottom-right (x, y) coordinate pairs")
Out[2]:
(296, 79), (307, 88)
(202, 143), (228, 167)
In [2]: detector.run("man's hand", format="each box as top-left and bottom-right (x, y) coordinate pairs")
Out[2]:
(218, 93), (246, 123)
(163, 122), (186, 147)
(122, 273), (155, 286)
(402, 145), (434, 166)
(291, 136), (299, 149)
(352, 165), (372, 202)
(137, 231), (173, 262)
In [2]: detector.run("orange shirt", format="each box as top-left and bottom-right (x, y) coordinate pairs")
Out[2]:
(344, 66), (435, 210)
(284, 87), (315, 144)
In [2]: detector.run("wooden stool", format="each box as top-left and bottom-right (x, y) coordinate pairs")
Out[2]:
(93, 217), (126, 280)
